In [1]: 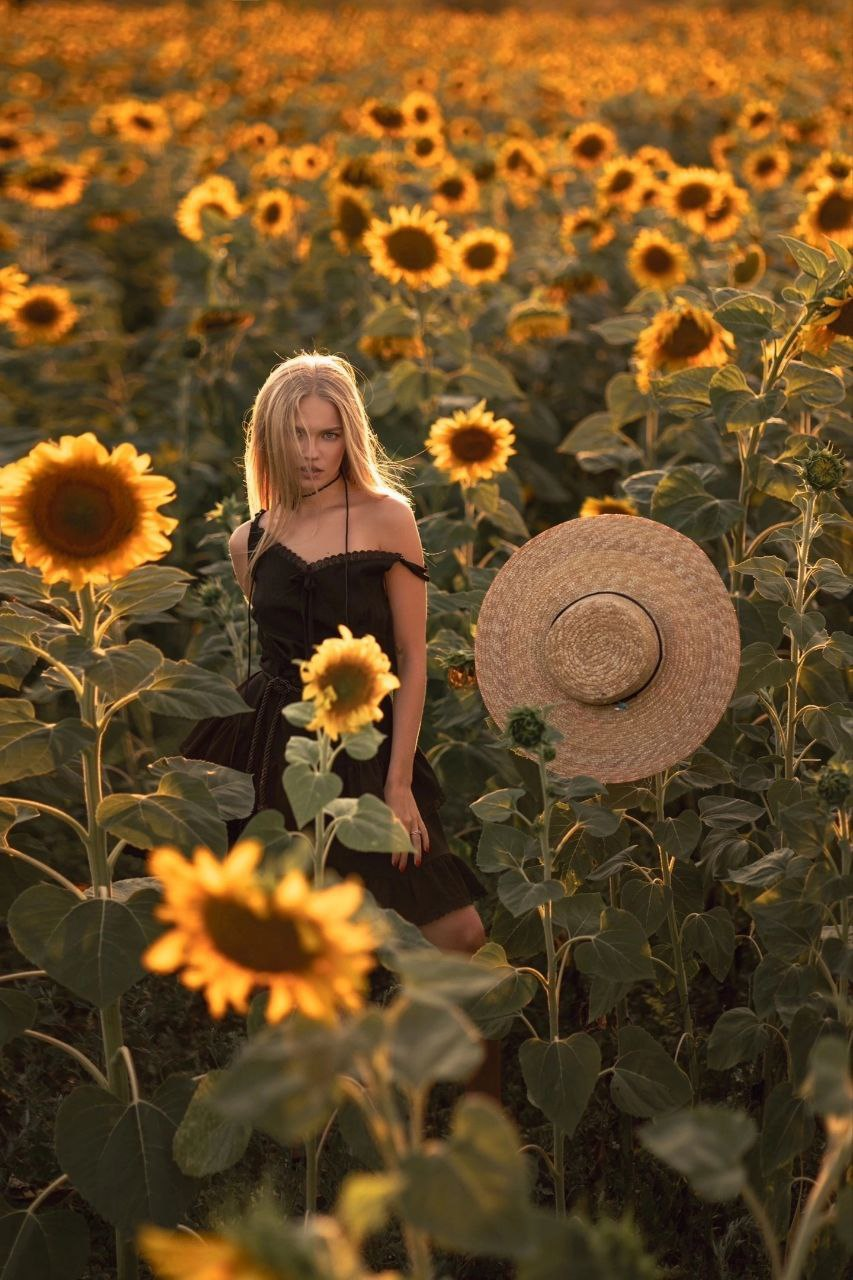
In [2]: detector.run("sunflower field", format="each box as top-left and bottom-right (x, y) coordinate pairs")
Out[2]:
(0, 1), (852, 1277)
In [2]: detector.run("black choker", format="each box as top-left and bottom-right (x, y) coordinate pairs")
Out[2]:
(302, 469), (343, 495)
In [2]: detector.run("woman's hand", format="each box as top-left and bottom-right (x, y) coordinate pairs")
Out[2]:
(384, 780), (429, 871)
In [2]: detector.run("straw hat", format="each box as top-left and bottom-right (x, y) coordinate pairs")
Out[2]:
(473, 515), (740, 782)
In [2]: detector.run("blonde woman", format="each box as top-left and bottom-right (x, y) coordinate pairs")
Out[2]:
(181, 352), (491, 959)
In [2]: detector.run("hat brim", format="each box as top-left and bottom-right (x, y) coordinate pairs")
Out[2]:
(473, 515), (741, 782)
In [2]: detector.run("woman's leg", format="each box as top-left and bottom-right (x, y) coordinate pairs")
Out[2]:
(418, 906), (502, 1103)
(418, 905), (486, 953)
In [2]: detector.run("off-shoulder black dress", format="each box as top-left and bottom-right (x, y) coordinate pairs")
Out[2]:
(179, 477), (486, 926)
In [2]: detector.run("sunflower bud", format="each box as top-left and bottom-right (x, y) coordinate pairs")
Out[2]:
(816, 763), (852, 810)
(506, 706), (548, 749)
(800, 442), (845, 493)
(182, 337), (203, 360)
(198, 580), (225, 607)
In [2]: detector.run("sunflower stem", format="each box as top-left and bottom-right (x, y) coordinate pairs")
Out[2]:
(654, 771), (698, 1094)
(536, 751), (566, 1218)
(783, 490), (816, 780)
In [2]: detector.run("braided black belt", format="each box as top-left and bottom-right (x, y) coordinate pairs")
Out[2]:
(245, 673), (303, 814)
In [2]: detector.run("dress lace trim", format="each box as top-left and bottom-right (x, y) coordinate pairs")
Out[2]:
(250, 512), (430, 580)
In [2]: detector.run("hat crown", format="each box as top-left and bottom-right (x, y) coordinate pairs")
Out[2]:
(544, 592), (661, 706)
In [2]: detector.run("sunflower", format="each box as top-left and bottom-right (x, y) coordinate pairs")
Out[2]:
(6, 284), (79, 346)
(579, 496), (638, 517)
(702, 180), (751, 241)
(448, 115), (485, 146)
(626, 230), (690, 290)
(290, 143), (329, 180)
(795, 150), (852, 194)
(230, 121), (278, 153)
(430, 167), (480, 215)
(329, 184), (373, 253)
(728, 242), (766, 287)
(565, 121), (618, 170)
(595, 155), (649, 214)
(709, 132), (737, 171)
(633, 303), (736, 394)
(137, 1227), (280, 1280)
(143, 838), (379, 1023)
(358, 333), (426, 362)
(454, 227), (513, 285)
(426, 398), (517, 486)
(189, 309), (255, 340)
(634, 144), (676, 175)
(363, 204), (454, 289)
(662, 166), (730, 232)
(251, 188), (295, 239)
(358, 98), (407, 139)
(496, 138), (546, 188)
(299, 623), (400, 740)
(559, 206), (615, 254)
(507, 297), (571, 344)
(0, 432), (178, 590)
(401, 89), (443, 135)
(781, 112), (834, 149)
(331, 153), (387, 192)
(175, 175), (243, 242)
(793, 177), (853, 249)
(112, 99), (172, 149)
(737, 98), (778, 139)
(742, 145), (790, 191)
(251, 144), (292, 181)
(0, 264), (29, 321)
(405, 132), (447, 168)
(800, 284), (853, 354)
(543, 269), (608, 301)
(5, 159), (87, 209)
(0, 123), (27, 163)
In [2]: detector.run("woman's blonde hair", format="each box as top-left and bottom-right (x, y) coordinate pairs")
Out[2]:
(243, 351), (414, 575)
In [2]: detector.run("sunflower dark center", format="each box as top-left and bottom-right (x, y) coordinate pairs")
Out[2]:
(750, 111), (769, 128)
(0, 134), (18, 152)
(414, 106), (430, 123)
(827, 161), (849, 179)
(451, 425), (498, 463)
(202, 896), (320, 972)
(662, 315), (713, 359)
(609, 169), (635, 193)
(828, 299), (853, 338)
(705, 196), (732, 223)
(372, 105), (405, 130)
(465, 241), (497, 269)
(38, 473), (138, 555)
(643, 245), (675, 273)
(817, 193), (852, 232)
(577, 134), (605, 158)
(755, 156), (777, 175)
(338, 197), (369, 238)
(27, 170), (67, 192)
(438, 177), (464, 199)
(677, 181), (713, 210)
(22, 297), (60, 325)
(318, 660), (374, 711)
(263, 201), (282, 224)
(131, 115), (154, 131)
(386, 225), (439, 270)
(414, 137), (435, 156)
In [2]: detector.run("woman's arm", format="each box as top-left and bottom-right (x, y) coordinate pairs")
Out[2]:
(380, 498), (430, 788)
(228, 521), (252, 600)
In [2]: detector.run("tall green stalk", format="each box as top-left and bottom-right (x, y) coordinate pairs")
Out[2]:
(77, 584), (137, 1280)
(783, 492), (816, 780)
(654, 772), (698, 1092)
(536, 753), (566, 1217)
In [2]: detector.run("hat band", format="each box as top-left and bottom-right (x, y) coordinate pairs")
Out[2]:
(544, 590), (663, 706)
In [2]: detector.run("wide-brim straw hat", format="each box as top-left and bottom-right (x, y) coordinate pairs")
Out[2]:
(473, 515), (741, 783)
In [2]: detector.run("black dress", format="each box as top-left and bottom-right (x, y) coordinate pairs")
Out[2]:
(179, 479), (486, 927)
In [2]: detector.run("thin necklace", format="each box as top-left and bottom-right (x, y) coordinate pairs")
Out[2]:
(302, 467), (342, 496)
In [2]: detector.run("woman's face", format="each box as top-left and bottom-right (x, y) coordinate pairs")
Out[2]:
(294, 393), (347, 492)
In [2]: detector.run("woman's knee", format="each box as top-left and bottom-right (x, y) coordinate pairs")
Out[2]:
(419, 905), (486, 954)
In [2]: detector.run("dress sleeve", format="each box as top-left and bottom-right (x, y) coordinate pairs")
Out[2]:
(391, 554), (430, 581)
